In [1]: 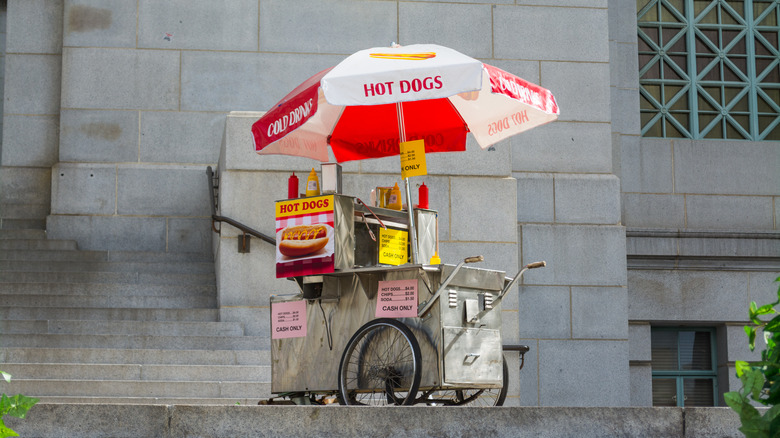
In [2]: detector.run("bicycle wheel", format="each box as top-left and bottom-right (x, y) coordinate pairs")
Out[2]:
(424, 355), (508, 407)
(338, 318), (422, 406)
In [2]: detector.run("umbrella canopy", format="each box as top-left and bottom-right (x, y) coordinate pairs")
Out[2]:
(252, 44), (559, 163)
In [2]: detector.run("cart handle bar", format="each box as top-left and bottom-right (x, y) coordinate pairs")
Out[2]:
(497, 261), (547, 301)
(417, 255), (483, 318)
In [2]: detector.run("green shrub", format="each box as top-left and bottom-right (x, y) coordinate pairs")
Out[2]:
(725, 277), (780, 438)
(0, 370), (39, 438)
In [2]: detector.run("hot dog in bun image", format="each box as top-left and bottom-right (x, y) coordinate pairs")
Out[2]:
(277, 224), (331, 258)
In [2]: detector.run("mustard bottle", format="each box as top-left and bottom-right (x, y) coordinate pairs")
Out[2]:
(386, 182), (402, 210)
(305, 168), (320, 197)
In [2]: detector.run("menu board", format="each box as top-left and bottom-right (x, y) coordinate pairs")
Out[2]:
(271, 300), (307, 339)
(275, 195), (335, 278)
(378, 227), (408, 266)
(375, 279), (418, 318)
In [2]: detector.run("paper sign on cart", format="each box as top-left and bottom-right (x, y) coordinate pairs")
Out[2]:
(378, 228), (408, 265)
(271, 300), (307, 339)
(275, 195), (335, 278)
(399, 139), (427, 179)
(376, 279), (417, 318)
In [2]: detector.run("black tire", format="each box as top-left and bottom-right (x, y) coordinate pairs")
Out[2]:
(424, 355), (509, 407)
(338, 318), (422, 406)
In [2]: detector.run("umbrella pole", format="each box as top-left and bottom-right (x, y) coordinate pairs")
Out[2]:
(404, 177), (419, 264)
(396, 102), (420, 265)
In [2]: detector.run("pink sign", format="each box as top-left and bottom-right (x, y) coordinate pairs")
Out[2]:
(271, 300), (307, 339)
(375, 279), (417, 318)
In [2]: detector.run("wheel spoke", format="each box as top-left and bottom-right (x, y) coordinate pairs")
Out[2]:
(338, 319), (422, 406)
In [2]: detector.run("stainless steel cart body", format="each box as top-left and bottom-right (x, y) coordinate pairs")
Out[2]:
(268, 194), (539, 405)
(270, 263), (506, 394)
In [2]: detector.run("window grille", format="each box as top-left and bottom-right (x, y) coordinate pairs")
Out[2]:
(651, 327), (718, 407)
(638, 0), (780, 140)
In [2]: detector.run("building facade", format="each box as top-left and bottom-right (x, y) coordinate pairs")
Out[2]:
(0, 0), (777, 407)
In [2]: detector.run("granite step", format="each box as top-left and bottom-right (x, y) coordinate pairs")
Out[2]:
(0, 319), (245, 337)
(0, 306), (218, 322)
(0, 363), (269, 382)
(0, 271), (216, 286)
(0, 282), (215, 297)
(0, 260), (215, 274)
(0, 293), (216, 309)
(3, 378), (272, 400)
(0, 347), (269, 366)
(0, 333), (270, 350)
(0, 238), (78, 250)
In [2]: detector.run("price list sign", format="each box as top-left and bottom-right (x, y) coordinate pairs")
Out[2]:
(271, 300), (307, 339)
(375, 279), (417, 318)
(378, 228), (408, 266)
(399, 139), (427, 179)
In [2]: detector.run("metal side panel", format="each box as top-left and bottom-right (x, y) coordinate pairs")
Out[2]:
(333, 195), (355, 270)
(271, 267), (442, 394)
(442, 327), (503, 386)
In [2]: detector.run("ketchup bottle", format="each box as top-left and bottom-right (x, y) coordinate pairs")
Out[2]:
(287, 172), (299, 199)
(417, 182), (429, 209)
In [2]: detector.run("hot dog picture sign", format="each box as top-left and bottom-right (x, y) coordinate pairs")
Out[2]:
(275, 195), (335, 278)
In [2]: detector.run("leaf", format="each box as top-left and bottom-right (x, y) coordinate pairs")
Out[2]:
(765, 318), (780, 333)
(0, 421), (20, 438)
(751, 302), (760, 323)
(742, 369), (768, 401)
(0, 394), (38, 419)
(726, 391), (759, 419)
(0, 372), (9, 384)
(740, 418), (771, 438)
(747, 327), (758, 350)
(763, 403), (780, 423)
(736, 361), (752, 377)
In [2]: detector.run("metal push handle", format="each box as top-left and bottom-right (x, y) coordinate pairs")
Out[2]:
(497, 261), (547, 301)
(417, 255), (483, 318)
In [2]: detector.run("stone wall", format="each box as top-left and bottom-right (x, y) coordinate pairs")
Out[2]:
(6, 405), (748, 438)
(609, 0), (780, 406)
(1, 0), (635, 407)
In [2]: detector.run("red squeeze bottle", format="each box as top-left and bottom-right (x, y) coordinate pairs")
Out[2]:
(288, 172), (299, 199)
(418, 182), (429, 209)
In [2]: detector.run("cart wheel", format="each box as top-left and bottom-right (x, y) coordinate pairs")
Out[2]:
(338, 318), (422, 406)
(424, 355), (508, 407)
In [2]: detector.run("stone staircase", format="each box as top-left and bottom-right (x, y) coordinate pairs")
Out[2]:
(0, 228), (272, 405)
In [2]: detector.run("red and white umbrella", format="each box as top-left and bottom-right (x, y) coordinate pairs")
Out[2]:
(252, 44), (559, 163)
(253, 44), (559, 264)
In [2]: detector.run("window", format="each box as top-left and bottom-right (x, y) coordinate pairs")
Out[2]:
(651, 327), (718, 406)
(637, 0), (780, 140)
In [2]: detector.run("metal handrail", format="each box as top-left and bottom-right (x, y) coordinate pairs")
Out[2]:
(207, 166), (275, 246)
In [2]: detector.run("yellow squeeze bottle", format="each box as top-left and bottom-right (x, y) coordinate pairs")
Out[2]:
(305, 168), (320, 197)
(387, 183), (402, 210)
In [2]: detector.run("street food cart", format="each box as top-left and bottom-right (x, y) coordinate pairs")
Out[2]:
(267, 188), (544, 406)
(252, 43), (558, 406)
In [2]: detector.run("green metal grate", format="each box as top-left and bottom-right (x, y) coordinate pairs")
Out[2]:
(638, 0), (780, 140)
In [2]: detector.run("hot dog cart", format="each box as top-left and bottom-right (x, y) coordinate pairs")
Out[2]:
(249, 42), (559, 407)
(268, 189), (544, 406)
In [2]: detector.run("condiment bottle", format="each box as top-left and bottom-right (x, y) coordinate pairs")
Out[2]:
(417, 182), (429, 209)
(387, 183), (402, 210)
(305, 168), (320, 197)
(287, 172), (299, 199)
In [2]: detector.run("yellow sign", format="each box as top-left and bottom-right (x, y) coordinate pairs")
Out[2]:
(378, 228), (408, 265)
(399, 139), (427, 179)
(276, 195), (333, 219)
